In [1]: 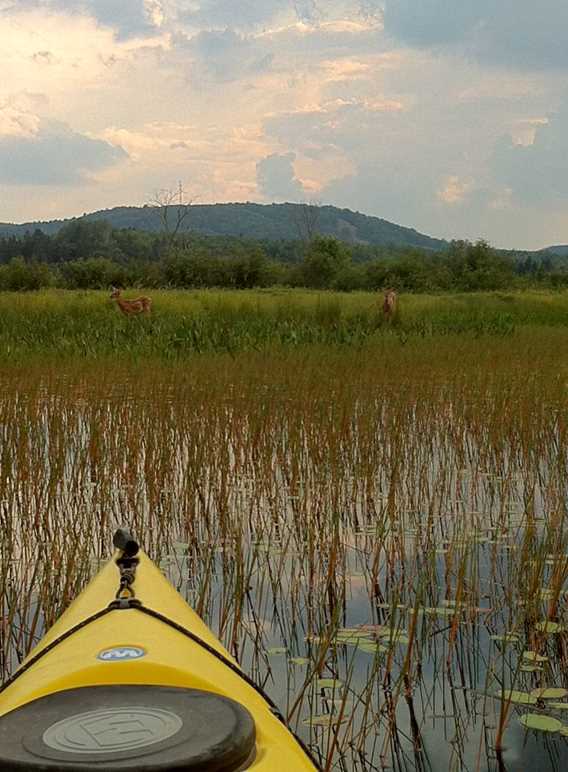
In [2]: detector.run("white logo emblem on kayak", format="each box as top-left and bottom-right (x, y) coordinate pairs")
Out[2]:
(97, 646), (146, 661)
(43, 707), (182, 753)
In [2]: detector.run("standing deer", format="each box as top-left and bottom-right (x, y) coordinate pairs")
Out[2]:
(382, 288), (397, 320)
(110, 287), (152, 316)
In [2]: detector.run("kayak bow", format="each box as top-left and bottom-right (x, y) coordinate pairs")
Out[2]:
(0, 530), (319, 771)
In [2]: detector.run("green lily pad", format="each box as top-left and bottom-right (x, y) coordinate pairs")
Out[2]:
(377, 627), (408, 640)
(363, 625), (395, 637)
(336, 636), (371, 646)
(520, 664), (544, 673)
(523, 651), (548, 663)
(290, 657), (310, 666)
(423, 607), (457, 618)
(495, 690), (537, 706)
(518, 714), (563, 733)
(548, 702), (568, 710)
(336, 628), (372, 638)
(315, 678), (343, 690)
(535, 621), (566, 634)
(530, 688), (568, 700)
(491, 633), (520, 643)
(266, 647), (287, 656)
(303, 714), (349, 727)
(358, 642), (389, 654)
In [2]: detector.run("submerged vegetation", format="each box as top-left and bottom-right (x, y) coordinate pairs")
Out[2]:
(0, 287), (567, 769)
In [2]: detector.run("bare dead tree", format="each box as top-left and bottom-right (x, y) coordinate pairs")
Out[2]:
(148, 181), (194, 246)
(292, 199), (321, 243)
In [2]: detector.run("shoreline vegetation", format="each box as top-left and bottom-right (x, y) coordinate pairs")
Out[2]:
(0, 224), (567, 295)
(0, 287), (566, 361)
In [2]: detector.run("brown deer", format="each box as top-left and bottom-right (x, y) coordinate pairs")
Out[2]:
(110, 287), (152, 316)
(382, 288), (397, 320)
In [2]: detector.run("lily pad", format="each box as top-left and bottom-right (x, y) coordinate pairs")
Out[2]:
(423, 607), (457, 618)
(303, 714), (349, 727)
(315, 678), (343, 690)
(266, 647), (288, 656)
(337, 627), (371, 638)
(523, 651), (548, 663)
(290, 657), (310, 666)
(491, 633), (520, 643)
(535, 621), (566, 634)
(336, 628), (372, 638)
(377, 627), (408, 640)
(336, 636), (371, 646)
(358, 642), (389, 654)
(495, 690), (537, 706)
(361, 624), (395, 637)
(548, 702), (568, 710)
(530, 688), (568, 700)
(518, 714), (563, 733)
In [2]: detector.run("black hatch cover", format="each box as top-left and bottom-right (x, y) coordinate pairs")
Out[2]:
(0, 685), (256, 770)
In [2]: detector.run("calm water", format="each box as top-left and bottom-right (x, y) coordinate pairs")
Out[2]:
(1, 366), (567, 771)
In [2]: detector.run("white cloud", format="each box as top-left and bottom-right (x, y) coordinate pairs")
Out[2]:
(256, 153), (306, 200)
(0, 0), (567, 249)
(0, 118), (127, 185)
(437, 175), (473, 206)
(491, 104), (568, 206)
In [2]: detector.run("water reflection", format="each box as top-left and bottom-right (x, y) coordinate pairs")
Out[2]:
(0, 368), (567, 771)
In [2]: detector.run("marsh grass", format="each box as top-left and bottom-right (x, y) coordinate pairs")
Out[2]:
(0, 288), (567, 359)
(0, 311), (567, 769)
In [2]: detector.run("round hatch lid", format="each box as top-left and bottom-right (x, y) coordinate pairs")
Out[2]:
(0, 685), (255, 770)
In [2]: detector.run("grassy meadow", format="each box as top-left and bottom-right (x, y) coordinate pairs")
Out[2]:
(1, 288), (568, 770)
(0, 288), (567, 359)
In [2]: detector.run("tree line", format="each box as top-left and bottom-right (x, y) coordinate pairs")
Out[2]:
(0, 219), (566, 292)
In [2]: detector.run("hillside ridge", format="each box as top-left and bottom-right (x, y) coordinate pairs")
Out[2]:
(0, 202), (447, 251)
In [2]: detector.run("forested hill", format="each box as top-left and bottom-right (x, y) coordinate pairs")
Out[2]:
(0, 202), (447, 251)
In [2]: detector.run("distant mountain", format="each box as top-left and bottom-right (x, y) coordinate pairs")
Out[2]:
(539, 245), (568, 257)
(0, 202), (447, 251)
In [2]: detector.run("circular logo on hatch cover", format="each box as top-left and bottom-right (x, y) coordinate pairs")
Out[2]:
(42, 707), (183, 754)
(97, 646), (146, 661)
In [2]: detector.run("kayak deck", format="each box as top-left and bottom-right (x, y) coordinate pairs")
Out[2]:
(0, 543), (318, 771)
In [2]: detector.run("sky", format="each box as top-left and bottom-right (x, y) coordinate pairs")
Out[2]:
(1, 0), (567, 249)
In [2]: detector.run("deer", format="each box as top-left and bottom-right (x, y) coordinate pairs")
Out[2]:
(110, 287), (152, 316)
(382, 288), (397, 321)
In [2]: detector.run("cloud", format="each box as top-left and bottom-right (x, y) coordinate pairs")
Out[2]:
(180, 0), (289, 30)
(383, 0), (568, 70)
(7, 0), (163, 39)
(0, 118), (127, 185)
(264, 95), (404, 161)
(437, 175), (473, 205)
(256, 153), (305, 200)
(491, 105), (568, 206)
(183, 28), (274, 82)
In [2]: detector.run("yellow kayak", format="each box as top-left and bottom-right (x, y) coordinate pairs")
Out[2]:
(0, 530), (319, 771)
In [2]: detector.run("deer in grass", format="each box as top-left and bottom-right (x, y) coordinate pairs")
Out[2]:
(110, 287), (152, 316)
(382, 288), (397, 321)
